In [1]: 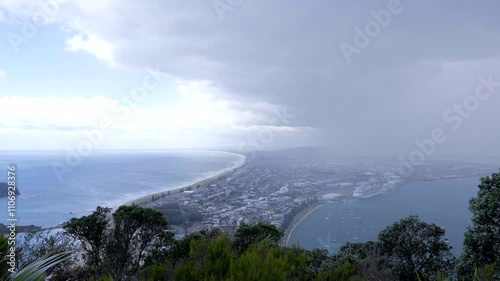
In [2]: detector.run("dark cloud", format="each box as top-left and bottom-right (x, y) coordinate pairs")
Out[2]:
(18, 0), (500, 155)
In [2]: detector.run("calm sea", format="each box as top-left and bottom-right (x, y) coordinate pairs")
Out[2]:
(288, 177), (484, 256)
(0, 150), (244, 228)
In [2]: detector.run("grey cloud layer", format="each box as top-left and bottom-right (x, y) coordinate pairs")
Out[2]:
(12, 0), (500, 155)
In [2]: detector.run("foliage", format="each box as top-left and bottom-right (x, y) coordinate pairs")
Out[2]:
(472, 263), (497, 281)
(9, 250), (71, 281)
(0, 233), (10, 279)
(64, 205), (169, 280)
(15, 231), (74, 276)
(458, 172), (500, 279)
(233, 221), (283, 254)
(378, 215), (455, 281)
(106, 205), (169, 279)
(333, 241), (392, 280)
(64, 206), (111, 280)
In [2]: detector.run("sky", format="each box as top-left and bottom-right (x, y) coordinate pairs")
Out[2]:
(0, 0), (500, 157)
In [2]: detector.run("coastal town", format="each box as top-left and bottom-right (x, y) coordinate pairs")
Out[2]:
(144, 148), (497, 238)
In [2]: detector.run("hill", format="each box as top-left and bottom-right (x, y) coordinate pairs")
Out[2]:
(0, 182), (20, 197)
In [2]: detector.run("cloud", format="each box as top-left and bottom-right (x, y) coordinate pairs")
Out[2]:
(65, 32), (115, 66)
(0, 94), (319, 149)
(1, 0), (500, 154)
(0, 68), (5, 79)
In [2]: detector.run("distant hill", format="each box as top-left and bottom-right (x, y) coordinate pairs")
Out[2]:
(0, 223), (41, 233)
(0, 182), (20, 197)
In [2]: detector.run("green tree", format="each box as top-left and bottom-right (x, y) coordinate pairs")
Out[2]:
(206, 235), (232, 280)
(283, 246), (313, 281)
(230, 249), (262, 281)
(233, 222), (283, 254)
(331, 261), (357, 281)
(106, 205), (169, 280)
(261, 250), (287, 281)
(333, 242), (377, 266)
(458, 172), (500, 279)
(378, 215), (455, 281)
(229, 247), (287, 281)
(137, 260), (174, 281)
(332, 241), (392, 280)
(0, 233), (9, 279)
(173, 260), (196, 281)
(307, 248), (331, 275)
(64, 206), (111, 280)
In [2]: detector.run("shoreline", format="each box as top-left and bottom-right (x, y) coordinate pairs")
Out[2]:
(121, 153), (246, 207)
(284, 204), (324, 247)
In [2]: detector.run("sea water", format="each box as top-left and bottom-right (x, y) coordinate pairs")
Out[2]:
(0, 150), (244, 227)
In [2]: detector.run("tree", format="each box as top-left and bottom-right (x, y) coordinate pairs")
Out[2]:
(378, 215), (455, 281)
(233, 222), (283, 254)
(332, 241), (392, 280)
(206, 235), (232, 280)
(64, 205), (172, 280)
(333, 241), (377, 266)
(458, 171), (500, 279)
(0, 233), (9, 279)
(229, 249), (262, 281)
(283, 246), (314, 281)
(64, 206), (111, 280)
(307, 248), (330, 275)
(229, 247), (287, 281)
(106, 205), (169, 280)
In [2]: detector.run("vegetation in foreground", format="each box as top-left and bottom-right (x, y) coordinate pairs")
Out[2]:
(1, 171), (499, 281)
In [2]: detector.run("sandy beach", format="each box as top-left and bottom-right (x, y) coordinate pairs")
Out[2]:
(121, 154), (246, 206)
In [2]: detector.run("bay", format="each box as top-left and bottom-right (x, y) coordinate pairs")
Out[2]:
(287, 177), (481, 256)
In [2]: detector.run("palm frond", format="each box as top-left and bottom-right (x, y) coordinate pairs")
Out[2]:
(10, 250), (72, 281)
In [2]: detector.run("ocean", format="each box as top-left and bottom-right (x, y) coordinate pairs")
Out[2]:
(287, 177), (482, 256)
(0, 150), (245, 228)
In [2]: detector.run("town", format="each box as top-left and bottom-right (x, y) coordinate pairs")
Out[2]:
(145, 148), (497, 238)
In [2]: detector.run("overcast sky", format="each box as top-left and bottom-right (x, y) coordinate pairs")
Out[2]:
(1, 0), (499, 157)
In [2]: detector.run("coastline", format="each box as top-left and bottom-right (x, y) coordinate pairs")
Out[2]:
(284, 204), (324, 247)
(121, 153), (246, 207)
